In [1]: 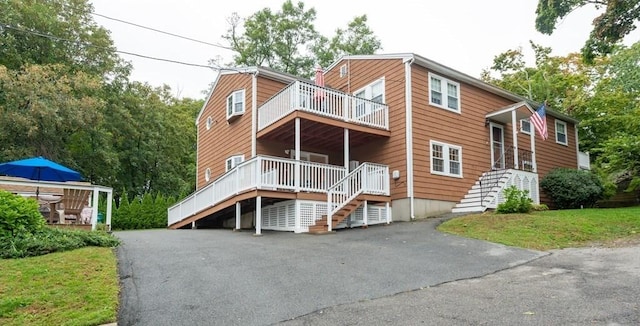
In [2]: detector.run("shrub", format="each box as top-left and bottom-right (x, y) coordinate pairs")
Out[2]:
(532, 203), (549, 211)
(496, 186), (533, 214)
(0, 190), (45, 238)
(0, 227), (119, 259)
(540, 168), (605, 209)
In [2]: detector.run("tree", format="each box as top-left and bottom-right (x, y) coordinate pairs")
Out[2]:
(223, 0), (382, 77)
(535, 0), (640, 62)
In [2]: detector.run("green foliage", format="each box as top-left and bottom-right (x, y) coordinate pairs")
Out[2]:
(111, 192), (170, 230)
(0, 190), (45, 238)
(535, 0), (640, 62)
(223, 0), (381, 77)
(0, 227), (119, 259)
(532, 203), (549, 211)
(496, 186), (533, 214)
(540, 168), (605, 209)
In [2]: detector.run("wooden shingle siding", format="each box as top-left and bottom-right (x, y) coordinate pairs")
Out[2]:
(197, 73), (253, 189)
(325, 59), (408, 200)
(411, 65), (513, 202)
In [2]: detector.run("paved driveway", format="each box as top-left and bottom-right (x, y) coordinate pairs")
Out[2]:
(116, 219), (544, 326)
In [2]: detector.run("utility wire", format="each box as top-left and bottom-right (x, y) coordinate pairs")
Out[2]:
(92, 12), (234, 51)
(0, 22), (233, 71)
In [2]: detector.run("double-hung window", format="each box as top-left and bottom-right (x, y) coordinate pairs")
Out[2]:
(430, 140), (462, 178)
(555, 119), (568, 145)
(520, 119), (531, 134)
(353, 78), (385, 117)
(226, 89), (245, 120)
(429, 73), (460, 113)
(225, 155), (245, 172)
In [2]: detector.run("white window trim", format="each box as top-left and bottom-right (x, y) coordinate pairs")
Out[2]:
(339, 64), (347, 78)
(225, 155), (245, 172)
(520, 119), (531, 135)
(226, 89), (245, 120)
(428, 72), (461, 114)
(429, 140), (463, 178)
(206, 116), (213, 130)
(555, 119), (568, 146)
(353, 78), (385, 117)
(204, 168), (211, 182)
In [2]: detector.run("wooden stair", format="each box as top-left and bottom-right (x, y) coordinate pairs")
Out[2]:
(308, 197), (364, 234)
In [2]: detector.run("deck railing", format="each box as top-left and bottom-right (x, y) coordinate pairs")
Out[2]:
(326, 163), (389, 231)
(258, 81), (389, 131)
(168, 156), (349, 226)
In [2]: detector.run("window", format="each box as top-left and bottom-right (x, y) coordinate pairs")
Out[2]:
(225, 155), (245, 172)
(520, 119), (531, 134)
(339, 64), (348, 78)
(226, 89), (245, 120)
(555, 119), (568, 145)
(204, 168), (211, 182)
(430, 140), (462, 178)
(289, 150), (328, 163)
(206, 116), (213, 130)
(353, 78), (385, 117)
(428, 73), (460, 113)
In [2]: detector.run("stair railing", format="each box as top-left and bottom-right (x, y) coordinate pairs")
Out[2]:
(326, 163), (366, 232)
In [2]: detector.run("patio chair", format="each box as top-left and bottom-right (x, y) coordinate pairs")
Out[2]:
(56, 189), (91, 224)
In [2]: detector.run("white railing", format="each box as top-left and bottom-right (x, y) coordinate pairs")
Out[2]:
(167, 155), (348, 226)
(258, 81), (389, 131)
(488, 169), (540, 208)
(326, 163), (389, 231)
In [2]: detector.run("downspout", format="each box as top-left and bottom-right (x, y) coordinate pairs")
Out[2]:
(251, 71), (259, 157)
(404, 57), (415, 220)
(195, 117), (199, 190)
(574, 123), (580, 169)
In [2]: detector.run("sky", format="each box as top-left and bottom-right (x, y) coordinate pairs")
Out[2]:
(90, 0), (639, 99)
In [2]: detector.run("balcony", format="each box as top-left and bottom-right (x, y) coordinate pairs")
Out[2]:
(258, 81), (389, 133)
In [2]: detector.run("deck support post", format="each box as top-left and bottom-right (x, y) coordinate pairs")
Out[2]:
(344, 128), (349, 170)
(91, 187), (99, 231)
(255, 196), (262, 236)
(530, 122), (537, 172)
(106, 189), (113, 232)
(363, 200), (368, 226)
(295, 118), (301, 192)
(511, 110), (519, 169)
(385, 201), (391, 224)
(235, 202), (241, 231)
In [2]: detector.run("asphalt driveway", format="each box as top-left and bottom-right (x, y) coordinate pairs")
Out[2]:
(115, 219), (545, 326)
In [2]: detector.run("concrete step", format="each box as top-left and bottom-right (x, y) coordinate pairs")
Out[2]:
(451, 206), (486, 213)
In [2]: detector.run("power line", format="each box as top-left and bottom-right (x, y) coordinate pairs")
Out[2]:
(0, 22), (230, 71)
(92, 12), (233, 51)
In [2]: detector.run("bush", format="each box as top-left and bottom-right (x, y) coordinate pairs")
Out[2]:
(0, 227), (120, 259)
(0, 190), (45, 238)
(532, 204), (549, 211)
(496, 186), (533, 214)
(540, 168), (605, 209)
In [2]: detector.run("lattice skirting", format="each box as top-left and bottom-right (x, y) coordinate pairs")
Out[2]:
(261, 200), (390, 233)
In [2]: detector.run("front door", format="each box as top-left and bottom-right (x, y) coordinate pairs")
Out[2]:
(490, 123), (505, 169)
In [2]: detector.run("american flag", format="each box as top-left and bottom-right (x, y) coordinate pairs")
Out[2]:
(531, 103), (548, 140)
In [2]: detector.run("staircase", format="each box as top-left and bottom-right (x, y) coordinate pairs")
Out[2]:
(308, 197), (364, 234)
(451, 169), (512, 213)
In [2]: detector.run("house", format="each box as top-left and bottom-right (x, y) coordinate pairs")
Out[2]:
(167, 53), (588, 233)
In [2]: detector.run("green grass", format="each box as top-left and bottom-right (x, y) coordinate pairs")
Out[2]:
(0, 247), (119, 326)
(438, 206), (640, 250)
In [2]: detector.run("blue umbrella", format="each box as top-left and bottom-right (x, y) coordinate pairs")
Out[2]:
(0, 156), (83, 182)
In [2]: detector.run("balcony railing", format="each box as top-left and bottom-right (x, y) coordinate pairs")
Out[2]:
(168, 156), (349, 226)
(494, 147), (535, 172)
(258, 81), (389, 131)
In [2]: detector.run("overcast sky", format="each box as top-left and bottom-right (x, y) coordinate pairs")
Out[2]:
(90, 0), (639, 99)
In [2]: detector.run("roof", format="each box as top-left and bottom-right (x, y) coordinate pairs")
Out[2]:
(327, 53), (579, 124)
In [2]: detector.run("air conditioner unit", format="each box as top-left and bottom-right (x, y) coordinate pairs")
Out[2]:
(349, 160), (360, 171)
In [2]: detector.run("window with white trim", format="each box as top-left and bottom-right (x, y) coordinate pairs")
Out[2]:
(226, 89), (245, 120)
(555, 119), (568, 145)
(339, 64), (348, 77)
(289, 150), (328, 164)
(205, 168), (211, 182)
(520, 119), (531, 134)
(430, 140), (462, 178)
(225, 155), (245, 171)
(206, 116), (213, 130)
(428, 72), (460, 113)
(353, 78), (385, 117)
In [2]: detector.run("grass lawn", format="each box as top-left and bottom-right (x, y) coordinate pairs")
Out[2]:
(438, 206), (640, 251)
(0, 247), (119, 326)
